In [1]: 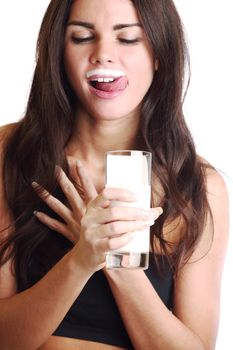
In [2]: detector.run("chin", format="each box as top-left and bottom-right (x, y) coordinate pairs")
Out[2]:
(86, 105), (133, 122)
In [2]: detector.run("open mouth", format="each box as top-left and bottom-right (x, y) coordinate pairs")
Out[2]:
(89, 77), (115, 88)
(88, 76), (128, 92)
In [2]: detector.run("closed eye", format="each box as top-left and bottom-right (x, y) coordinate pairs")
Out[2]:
(71, 36), (140, 45)
(119, 38), (140, 44)
(71, 36), (94, 44)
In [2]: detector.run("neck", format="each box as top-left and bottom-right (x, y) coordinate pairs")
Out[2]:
(66, 109), (144, 162)
(65, 109), (145, 192)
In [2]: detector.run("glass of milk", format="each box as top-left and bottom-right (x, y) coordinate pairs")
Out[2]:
(105, 150), (152, 269)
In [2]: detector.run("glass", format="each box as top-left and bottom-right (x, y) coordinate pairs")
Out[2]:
(105, 150), (152, 269)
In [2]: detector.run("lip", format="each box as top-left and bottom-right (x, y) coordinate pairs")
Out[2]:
(86, 70), (128, 100)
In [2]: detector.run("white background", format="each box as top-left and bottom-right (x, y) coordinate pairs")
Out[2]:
(0, 1), (232, 349)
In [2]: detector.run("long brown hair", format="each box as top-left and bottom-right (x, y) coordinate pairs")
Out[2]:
(0, 0), (212, 290)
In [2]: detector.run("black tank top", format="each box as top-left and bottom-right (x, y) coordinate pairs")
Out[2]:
(52, 253), (173, 349)
(20, 190), (173, 350)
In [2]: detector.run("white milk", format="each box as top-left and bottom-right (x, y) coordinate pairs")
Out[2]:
(105, 151), (151, 268)
(106, 184), (151, 253)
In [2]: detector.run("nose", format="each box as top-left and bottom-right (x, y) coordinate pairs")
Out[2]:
(89, 38), (116, 65)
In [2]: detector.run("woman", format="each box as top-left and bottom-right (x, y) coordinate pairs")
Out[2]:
(0, 0), (229, 349)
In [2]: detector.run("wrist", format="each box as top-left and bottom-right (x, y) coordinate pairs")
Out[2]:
(68, 243), (106, 276)
(64, 247), (95, 280)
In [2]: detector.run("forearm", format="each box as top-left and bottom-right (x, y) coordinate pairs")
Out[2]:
(0, 249), (92, 350)
(105, 269), (205, 350)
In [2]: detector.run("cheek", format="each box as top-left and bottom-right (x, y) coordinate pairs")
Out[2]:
(139, 52), (154, 78)
(129, 58), (154, 95)
(128, 48), (154, 80)
(64, 49), (77, 79)
(64, 50), (83, 92)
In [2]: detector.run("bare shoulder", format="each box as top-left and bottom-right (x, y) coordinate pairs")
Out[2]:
(173, 162), (229, 349)
(204, 163), (229, 240)
(0, 122), (18, 179)
(195, 161), (229, 260)
(199, 156), (228, 195)
(0, 123), (16, 212)
(206, 167), (229, 202)
(0, 123), (18, 198)
(199, 156), (229, 234)
(0, 123), (18, 297)
(0, 123), (19, 226)
(0, 122), (17, 145)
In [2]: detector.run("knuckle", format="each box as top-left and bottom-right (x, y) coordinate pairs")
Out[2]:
(83, 228), (92, 242)
(40, 189), (47, 198)
(101, 188), (109, 199)
(41, 190), (49, 201)
(62, 183), (72, 194)
(107, 239), (116, 251)
(80, 216), (88, 229)
(108, 222), (118, 234)
(108, 207), (118, 219)
(51, 220), (60, 230)
(52, 199), (61, 210)
(89, 238), (98, 251)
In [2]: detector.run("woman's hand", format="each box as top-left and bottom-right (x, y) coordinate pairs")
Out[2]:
(33, 160), (162, 272)
(33, 160), (97, 244)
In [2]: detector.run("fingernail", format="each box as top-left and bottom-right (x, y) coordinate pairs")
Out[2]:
(158, 207), (163, 214)
(33, 210), (38, 215)
(32, 181), (38, 188)
(76, 160), (82, 167)
(55, 165), (62, 177)
(152, 207), (163, 219)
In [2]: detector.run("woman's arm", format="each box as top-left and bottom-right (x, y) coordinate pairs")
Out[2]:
(104, 170), (229, 350)
(31, 160), (228, 350)
(0, 128), (93, 350)
(0, 250), (93, 350)
(173, 170), (229, 349)
(0, 146), (158, 350)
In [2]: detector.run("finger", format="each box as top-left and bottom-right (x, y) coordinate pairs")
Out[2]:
(66, 156), (83, 193)
(108, 231), (136, 251)
(89, 188), (138, 209)
(151, 207), (163, 217)
(56, 167), (85, 216)
(96, 219), (155, 238)
(84, 206), (154, 227)
(76, 160), (98, 202)
(33, 210), (73, 241)
(97, 231), (136, 252)
(99, 206), (158, 224)
(32, 182), (72, 222)
(86, 204), (162, 226)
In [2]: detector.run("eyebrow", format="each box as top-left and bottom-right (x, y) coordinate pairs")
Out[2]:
(66, 21), (142, 30)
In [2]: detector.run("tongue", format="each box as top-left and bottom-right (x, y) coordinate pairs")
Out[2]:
(94, 76), (128, 92)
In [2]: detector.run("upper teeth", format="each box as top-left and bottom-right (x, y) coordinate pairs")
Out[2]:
(91, 77), (114, 83)
(86, 69), (126, 79)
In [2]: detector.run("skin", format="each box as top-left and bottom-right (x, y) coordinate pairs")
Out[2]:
(0, 0), (229, 350)
(64, 0), (155, 122)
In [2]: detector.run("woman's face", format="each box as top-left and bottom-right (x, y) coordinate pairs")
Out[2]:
(64, 0), (155, 121)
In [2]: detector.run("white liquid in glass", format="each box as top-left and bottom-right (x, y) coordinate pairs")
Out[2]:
(108, 185), (151, 253)
(105, 152), (151, 269)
